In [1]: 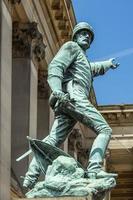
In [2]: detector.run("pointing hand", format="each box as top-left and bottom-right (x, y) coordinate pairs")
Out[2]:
(109, 58), (120, 69)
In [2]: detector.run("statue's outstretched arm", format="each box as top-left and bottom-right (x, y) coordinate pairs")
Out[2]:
(90, 58), (119, 77)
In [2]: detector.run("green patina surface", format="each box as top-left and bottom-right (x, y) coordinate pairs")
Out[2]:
(26, 156), (116, 199)
(22, 22), (119, 197)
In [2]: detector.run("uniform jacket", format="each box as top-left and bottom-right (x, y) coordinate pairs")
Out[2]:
(48, 41), (112, 94)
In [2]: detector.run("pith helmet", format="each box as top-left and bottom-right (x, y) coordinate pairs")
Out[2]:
(72, 22), (94, 43)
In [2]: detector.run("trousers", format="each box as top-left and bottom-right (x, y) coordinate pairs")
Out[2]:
(25, 80), (112, 183)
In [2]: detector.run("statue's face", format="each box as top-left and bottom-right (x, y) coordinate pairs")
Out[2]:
(75, 30), (92, 50)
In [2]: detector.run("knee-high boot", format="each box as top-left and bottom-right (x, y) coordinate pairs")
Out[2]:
(87, 130), (111, 172)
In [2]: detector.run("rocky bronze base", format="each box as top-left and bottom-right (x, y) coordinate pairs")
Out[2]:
(22, 141), (117, 200)
(24, 157), (116, 200)
(12, 197), (92, 200)
(25, 177), (115, 200)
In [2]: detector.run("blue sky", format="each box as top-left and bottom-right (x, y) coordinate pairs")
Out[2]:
(72, 0), (133, 105)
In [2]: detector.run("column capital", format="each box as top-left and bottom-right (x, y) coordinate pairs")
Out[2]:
(13, 21), (46, 62)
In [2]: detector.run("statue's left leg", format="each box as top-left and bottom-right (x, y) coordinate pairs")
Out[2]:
(75, 103), (117, 178)
(66, 80), (117, 178)
(82, 106), (117, 178)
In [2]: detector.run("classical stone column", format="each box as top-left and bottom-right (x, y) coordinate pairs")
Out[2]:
(0, 1), (12, 200)
(11, 21), (46, 188)
(37, 69), (50, 139)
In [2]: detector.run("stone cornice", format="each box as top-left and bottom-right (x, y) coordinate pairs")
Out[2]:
(98, 104), (133, 126)
(45, 0), (76, 44)
(98, 104), (133, 112)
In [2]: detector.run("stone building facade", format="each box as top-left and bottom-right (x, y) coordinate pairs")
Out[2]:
(0, 0), (76, 199)
(0, 1), (133, 200)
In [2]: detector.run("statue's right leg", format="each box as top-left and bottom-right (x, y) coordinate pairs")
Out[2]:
(23, 114), (76, 189)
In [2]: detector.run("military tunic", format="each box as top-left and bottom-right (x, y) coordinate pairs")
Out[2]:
(48, 41), (112, 96)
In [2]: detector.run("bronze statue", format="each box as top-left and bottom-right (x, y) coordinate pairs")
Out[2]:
(23, 22), (119, 190)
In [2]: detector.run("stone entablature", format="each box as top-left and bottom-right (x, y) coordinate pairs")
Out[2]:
(98, 104), (133, 126)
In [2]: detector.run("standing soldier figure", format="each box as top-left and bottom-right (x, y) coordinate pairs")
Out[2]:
(23, 22), (119, 189)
